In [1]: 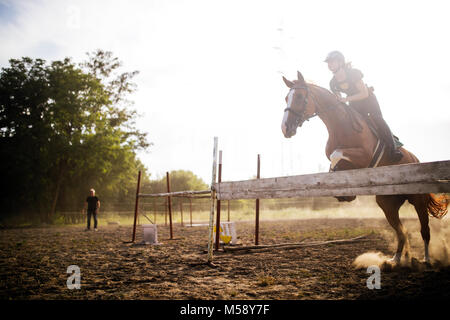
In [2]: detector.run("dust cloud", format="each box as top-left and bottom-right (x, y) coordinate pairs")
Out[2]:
(352, 252), (391, 269)
(353, 214), (450, 269)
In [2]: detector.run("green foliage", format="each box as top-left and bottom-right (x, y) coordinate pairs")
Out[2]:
(0, 50), (151, 223)
(142, 170), (208, 194)
(138, 170), (208, 208)
(167, 170), (208, 192)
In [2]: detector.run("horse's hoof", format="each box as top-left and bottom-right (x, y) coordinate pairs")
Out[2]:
(335, 196), (356, 202)
(388, 254), (401, 265)
(381, 261), (392, 272)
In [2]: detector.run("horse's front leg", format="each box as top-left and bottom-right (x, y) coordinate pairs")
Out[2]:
(328, 147), (371, 202)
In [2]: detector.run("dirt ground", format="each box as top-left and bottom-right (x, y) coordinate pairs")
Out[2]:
(1, 218), (449, 300)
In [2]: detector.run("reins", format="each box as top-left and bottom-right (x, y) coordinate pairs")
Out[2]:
(308, 84), (363, 133)
(284, 83), (364, 133)
(284, 85), (317, 125)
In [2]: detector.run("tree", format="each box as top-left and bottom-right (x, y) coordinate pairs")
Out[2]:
(0, 50), (150, 223)
(167, 170), (209, 192)
(143, 170), (208, 193)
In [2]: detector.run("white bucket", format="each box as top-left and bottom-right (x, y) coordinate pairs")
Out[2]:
(142, 224), (158, 244)
(214, 222), (237, 245)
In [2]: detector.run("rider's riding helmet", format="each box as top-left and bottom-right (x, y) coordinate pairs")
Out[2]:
(324, 51), (345, 64)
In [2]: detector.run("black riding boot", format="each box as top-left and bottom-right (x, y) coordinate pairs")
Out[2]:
(387, 137), (403, 162)
(371, 115), (403, 162)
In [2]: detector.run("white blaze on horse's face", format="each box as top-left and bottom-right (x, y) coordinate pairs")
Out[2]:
(281, 89), (295, 136)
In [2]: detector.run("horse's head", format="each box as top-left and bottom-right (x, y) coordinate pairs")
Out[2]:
(281, 71), (316, 138)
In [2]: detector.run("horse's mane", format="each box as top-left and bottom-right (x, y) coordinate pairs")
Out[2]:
(307, 82), (364, 132)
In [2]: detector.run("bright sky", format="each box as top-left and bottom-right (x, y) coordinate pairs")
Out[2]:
(1, 0), (449, 184)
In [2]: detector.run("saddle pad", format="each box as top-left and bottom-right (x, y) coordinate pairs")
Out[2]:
(368, 139), (385, 168)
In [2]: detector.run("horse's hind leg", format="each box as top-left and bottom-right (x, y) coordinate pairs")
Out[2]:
(408, 195), (430, 263)
(376, 195), (408, 264)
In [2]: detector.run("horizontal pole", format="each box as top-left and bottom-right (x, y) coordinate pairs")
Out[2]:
(217, 182), (449, 200)
(139, 190), (211, 198)
(223, 235), (370, 252)
(147, 194), (211, 199)
(139, 195), (209, 199)
(215, 160), (450, 200)
(175, 195), (212, 199)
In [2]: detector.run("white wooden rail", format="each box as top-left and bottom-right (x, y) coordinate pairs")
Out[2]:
(214, 160), (450, 200)
(139, 190), (211, 198)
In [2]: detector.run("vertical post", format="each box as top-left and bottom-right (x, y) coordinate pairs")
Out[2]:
(255, 154), (260, 245)
(165, 198), (168, 226)
(153, 198), (157, 224)
(166, 171), (173, 240)
(131, 170), (142, 242)
(207, 137), (218, 263)
(189, 197), (193, 227)
(215, 150), (223, 251)
(227, 200), (230, 222)
(179, 199), (184, 227)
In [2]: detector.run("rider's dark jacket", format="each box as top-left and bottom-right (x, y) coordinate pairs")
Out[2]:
(329, 67), (382, 118)
(329, 67), (398, 153)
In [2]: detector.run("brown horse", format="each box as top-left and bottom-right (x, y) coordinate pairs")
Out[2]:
(281, 71), (448, 263)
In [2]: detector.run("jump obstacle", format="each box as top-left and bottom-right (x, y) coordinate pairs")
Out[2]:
(130, 137), (450, 263)
(131, 171), (211, 242)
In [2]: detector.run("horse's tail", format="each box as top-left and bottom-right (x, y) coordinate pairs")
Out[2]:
(426, 193), (448, 219)
(403, 150), (448, 219)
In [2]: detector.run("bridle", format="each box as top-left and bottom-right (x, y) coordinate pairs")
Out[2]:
(284, 85), (318, 127)
(283, 83), (363, 133)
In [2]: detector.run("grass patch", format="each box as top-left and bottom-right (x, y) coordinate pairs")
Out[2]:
(1, 194), (422, 228)
(297, 269), (313, 277)
(257, 275), (276, 287)
(229, 290), (238, 297)
(15, 241), (26, 247)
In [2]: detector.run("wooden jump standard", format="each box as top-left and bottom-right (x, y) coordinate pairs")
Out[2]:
(130, 171), (211, 243)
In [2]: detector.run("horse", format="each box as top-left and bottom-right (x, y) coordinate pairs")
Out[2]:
(281, 71), (448, 264)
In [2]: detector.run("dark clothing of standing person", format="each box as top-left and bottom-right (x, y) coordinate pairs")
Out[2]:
(86, 196), (99, 230)
(84, 189), (100, 231)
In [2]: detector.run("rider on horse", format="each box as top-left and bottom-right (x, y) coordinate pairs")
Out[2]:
(324, 51), (403, 162)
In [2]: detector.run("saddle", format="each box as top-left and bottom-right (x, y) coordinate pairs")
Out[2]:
(343, 105), (403, 168)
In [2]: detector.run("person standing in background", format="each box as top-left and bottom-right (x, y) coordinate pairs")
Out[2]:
(83, 188), (100, 231)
